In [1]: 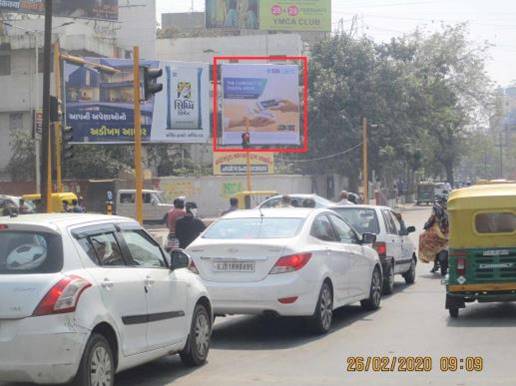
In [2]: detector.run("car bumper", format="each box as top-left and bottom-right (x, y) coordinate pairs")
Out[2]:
(0, 314), (88, 384)
(204, 273), (320, 316)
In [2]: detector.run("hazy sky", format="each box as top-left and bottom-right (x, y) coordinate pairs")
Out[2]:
(156, 0), (516, 86)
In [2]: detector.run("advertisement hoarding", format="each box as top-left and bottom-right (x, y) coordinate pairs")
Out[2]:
(213, 152), (275, 175)
(0, 0), (119, 21)
(205, 0), (331, 32)
(64, 58), (210, 144)
(221, 63), (300, 146)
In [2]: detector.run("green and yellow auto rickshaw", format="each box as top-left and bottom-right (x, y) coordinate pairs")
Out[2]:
(416, 182), (435, 205)
(445, 182), (516, 318)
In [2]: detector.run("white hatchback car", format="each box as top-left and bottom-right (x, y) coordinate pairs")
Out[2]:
(0, 214), (212, 386)
(330, 205), (418, 294)
(187, 208), (382, 334)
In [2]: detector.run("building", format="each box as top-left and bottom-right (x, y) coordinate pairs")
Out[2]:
(0, 0), (157, 178)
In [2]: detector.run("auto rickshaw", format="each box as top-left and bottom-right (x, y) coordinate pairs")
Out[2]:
(22, 192), (79, 213)
(416, 182), (435, 205)
(234, 191), (277, 209)
(445, 182), (516, 318)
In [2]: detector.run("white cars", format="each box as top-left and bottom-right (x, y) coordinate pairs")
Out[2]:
(258, 194), (334, 209)
(187, 208), (383, 334)
(330, 205), (417, 294)
(0, 214), (212, 386)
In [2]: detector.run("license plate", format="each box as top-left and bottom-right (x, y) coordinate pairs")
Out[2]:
(213, 261), (255, 272)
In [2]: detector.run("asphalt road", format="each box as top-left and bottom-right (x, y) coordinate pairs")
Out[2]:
(4, 207), (516, 386)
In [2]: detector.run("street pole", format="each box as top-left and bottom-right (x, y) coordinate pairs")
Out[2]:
(244, 118), (252, 191)
(54, 41), (63, 193)
(34, 33), (41, 193)
(41, 0), (53, 212)
(133, 46), (143, 225)
(362, 117), (368, 204)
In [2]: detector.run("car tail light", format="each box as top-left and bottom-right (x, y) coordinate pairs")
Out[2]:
(373, 242), (387, 258)
(456, 257), (466, 276)
(33, 275), (91, 317)
(189, 259), (199, 274)
(270, 253), (312, 274)
(0, 224), (8, 231)
(278, 296), (298, 304)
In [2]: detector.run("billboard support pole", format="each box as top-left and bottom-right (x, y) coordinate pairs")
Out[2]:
(133, 46), (144, 225)
(362, 117), (368, 204)
(54, 41), (63, 193)
(41, 0), (53, 213)
(244, 119), (252, 191)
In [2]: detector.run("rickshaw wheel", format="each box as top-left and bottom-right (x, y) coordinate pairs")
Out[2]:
(449, 308), (459, 318)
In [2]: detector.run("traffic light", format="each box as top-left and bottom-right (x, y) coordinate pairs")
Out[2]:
(62, 126), (74, 160)
(143, 66), (163, 101)
(50, 96), (60, 122)
(242, 132), (251, 148)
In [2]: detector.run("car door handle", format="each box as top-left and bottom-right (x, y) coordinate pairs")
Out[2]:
(101, 278), (114, 290)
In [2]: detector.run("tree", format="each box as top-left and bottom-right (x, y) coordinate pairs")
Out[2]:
(6, 129), (35, 182)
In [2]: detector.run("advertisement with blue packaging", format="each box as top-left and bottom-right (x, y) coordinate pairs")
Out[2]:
(64, 58), (209, 144)
(221, 63), (301, 146)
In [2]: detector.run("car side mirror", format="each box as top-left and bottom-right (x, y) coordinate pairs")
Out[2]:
(406, 226), (416, 234)
(362, 232), (376, 244)
(170, 249), (190, 271)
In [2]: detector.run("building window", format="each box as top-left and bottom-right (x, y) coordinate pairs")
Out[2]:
(0, 52), (11, 76)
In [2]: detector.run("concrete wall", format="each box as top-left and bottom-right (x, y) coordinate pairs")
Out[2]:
(156, 33), (303, 63)
(155, 174), (313, 217)
(118, 0), (156, 60)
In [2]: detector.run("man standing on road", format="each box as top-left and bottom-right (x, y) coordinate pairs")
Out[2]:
(338, 191), (355, 205)
(176, 202), (206, 249)
(166, 198), (186, 251)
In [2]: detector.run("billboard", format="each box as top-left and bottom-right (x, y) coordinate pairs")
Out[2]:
(205, 0), (331, 32)
(221, 63), (301, 146)
(64, 58), (210, 144)
(213, 152), (275, 175)
(0, 0), (118, 21)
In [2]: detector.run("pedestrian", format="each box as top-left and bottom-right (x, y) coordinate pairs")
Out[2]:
(277, 195), (293, 208)
(338, 191), (355, 205)
(222, 197), (239, 216)
(166, 198), (186, 247)
(72, 198), (86, 213)
(176, 202), (206, 249)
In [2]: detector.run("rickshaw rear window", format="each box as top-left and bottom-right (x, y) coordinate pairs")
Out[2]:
(475, 212), (516, 234)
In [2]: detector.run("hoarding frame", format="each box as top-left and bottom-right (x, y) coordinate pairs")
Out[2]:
(212, 55), (309, 153)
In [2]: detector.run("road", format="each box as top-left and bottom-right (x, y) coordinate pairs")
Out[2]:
(4, 207), (516, 386)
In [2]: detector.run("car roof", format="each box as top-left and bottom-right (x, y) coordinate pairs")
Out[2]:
(330, 204), (391, 211)
(0, 213), (137, 230)
(222, 208), (327, 219)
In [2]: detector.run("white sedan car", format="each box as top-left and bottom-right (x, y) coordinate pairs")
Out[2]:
(330, 205), (418, 294)
(0, 214), (212, 386)
(187, 208), (382, 334)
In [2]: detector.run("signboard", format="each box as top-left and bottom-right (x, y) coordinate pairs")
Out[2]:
(205, 0), (331, 32)
(64, 58), (210, 144)
(213, 152), (275, 175)
(221, 63), (300, 146)
(33, 109), (43, 139)
(0, 0), (119, 21)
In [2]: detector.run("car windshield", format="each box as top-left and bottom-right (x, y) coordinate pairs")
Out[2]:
(203, 218), (305, 239)
(332, 208), (380, 235)
(0, 231), (62, 274)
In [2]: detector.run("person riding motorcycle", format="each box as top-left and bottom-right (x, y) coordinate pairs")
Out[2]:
(419, 193), (449, 275)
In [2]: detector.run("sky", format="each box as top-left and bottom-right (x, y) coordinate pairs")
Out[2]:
(156, 0), (516, 87)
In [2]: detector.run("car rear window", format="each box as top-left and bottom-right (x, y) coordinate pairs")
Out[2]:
(475, 212), (516, 234)
(332, 208), (380, 235)
(203, 218), (305, 239)
(0, 231), (63, 274)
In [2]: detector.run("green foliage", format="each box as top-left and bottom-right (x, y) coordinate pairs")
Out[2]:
(295, 24), (494, 188)
(6, 129), (35, 182)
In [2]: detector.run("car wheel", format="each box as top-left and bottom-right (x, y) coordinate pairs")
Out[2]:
(361, 266), (382, 311)
(449, 307), (459, 318)
(382, 261), (394, 294)
(403, 257), (416, 285)
(73, 333), (114, 386)
(180, 303), (211, 367)
(311, 281), (333, 334)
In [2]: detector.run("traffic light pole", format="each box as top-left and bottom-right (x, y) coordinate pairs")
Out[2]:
(54, 41), (63, 193)
(40, 0), (53, 213)
(244, 119), (252, 192)
(362, 117), (369, 204)
(133, 46), (144, 225)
